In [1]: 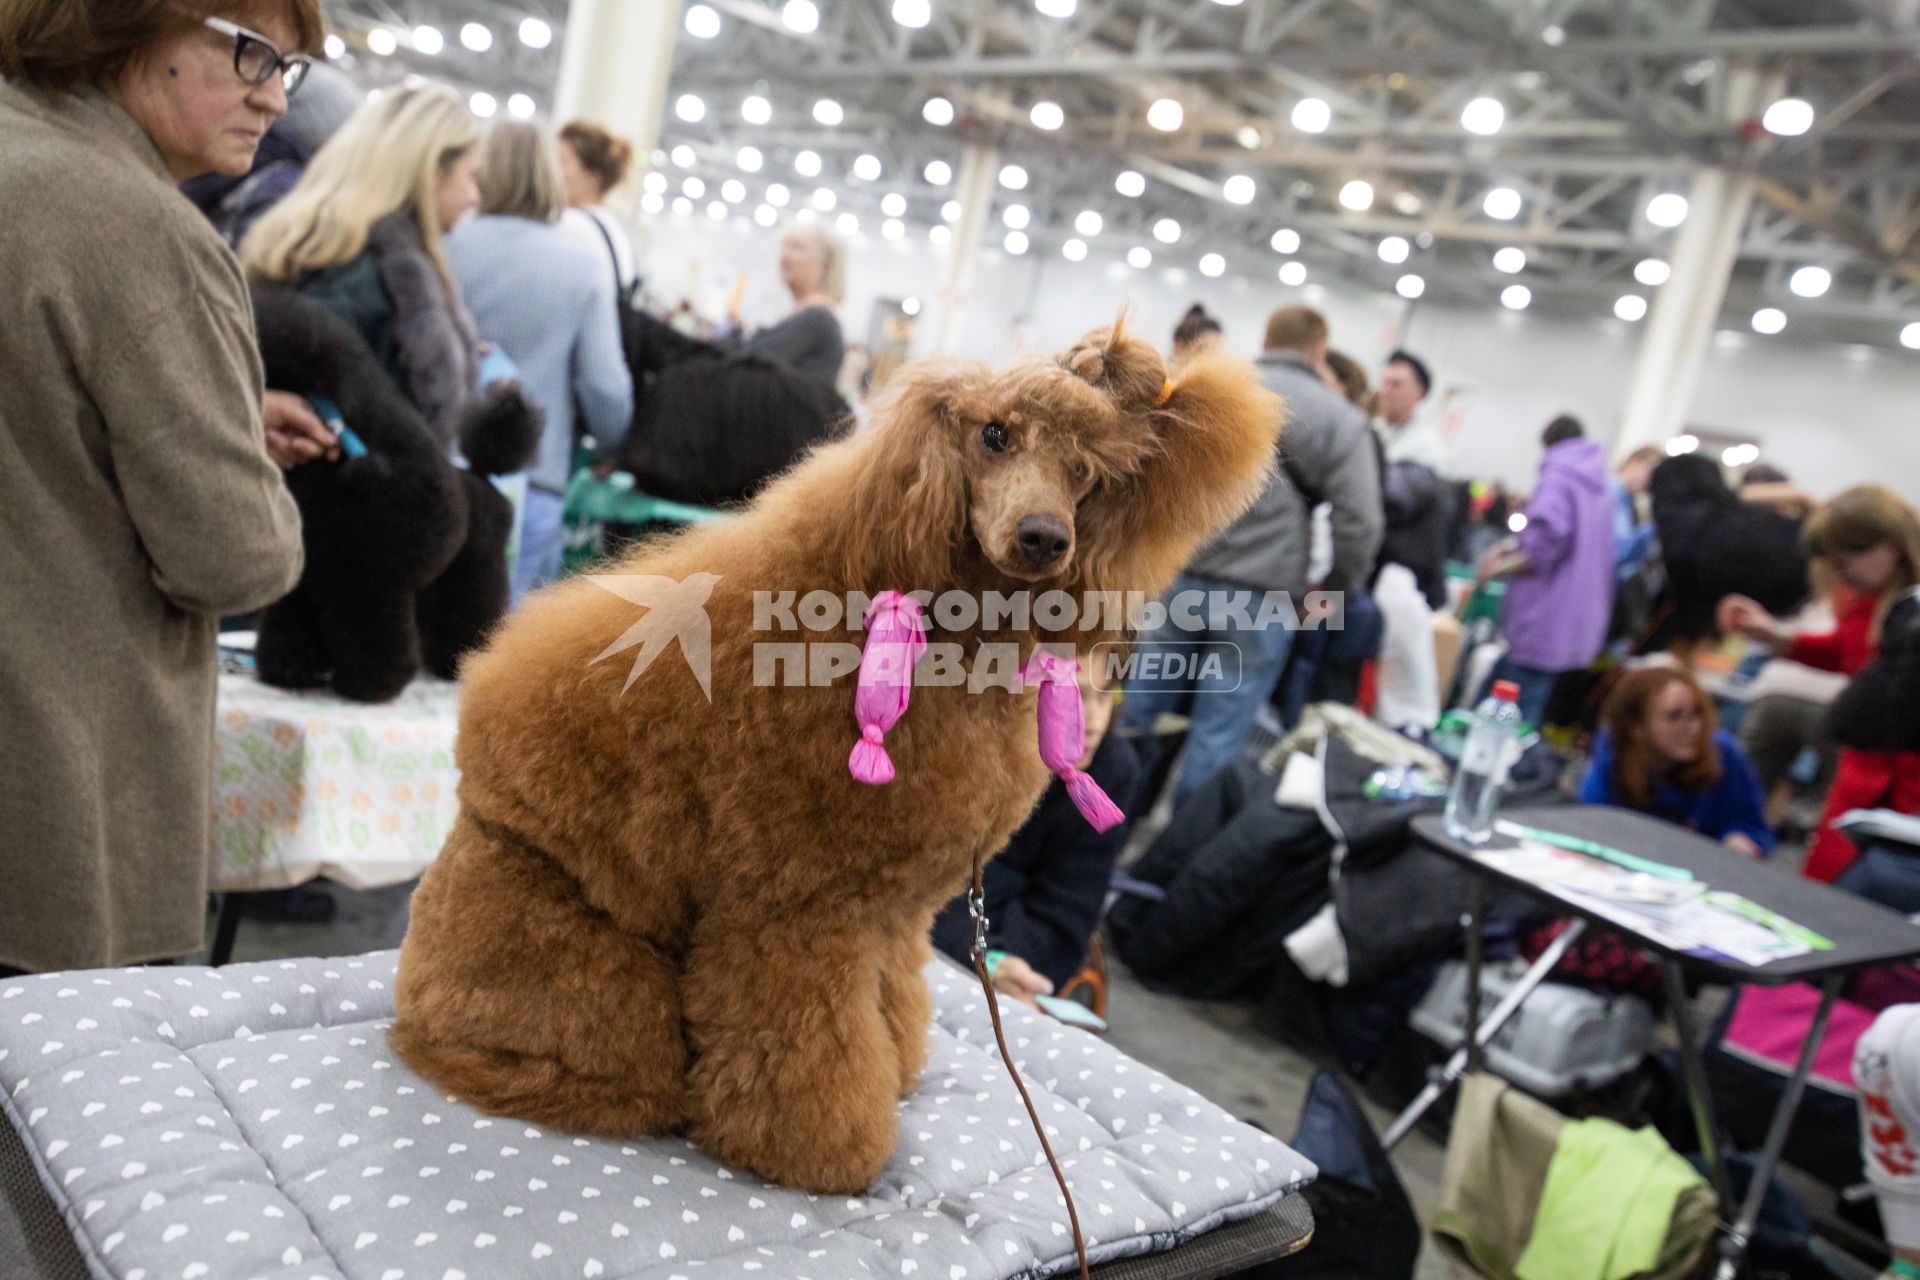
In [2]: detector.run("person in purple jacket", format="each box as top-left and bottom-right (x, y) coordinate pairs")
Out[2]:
(1476, 415), (1617, 725)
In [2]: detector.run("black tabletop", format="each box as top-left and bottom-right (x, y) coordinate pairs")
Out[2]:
(1412, 805), (1920, 985)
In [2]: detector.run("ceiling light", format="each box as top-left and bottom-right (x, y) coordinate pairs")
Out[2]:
(930, 224), (952, 245)
(782, 0), (820, 34)
(1291, 97), (1331, 134)
(721, 179), (746, 203)
(507, 93), (535, 119)
(1075, 209), (1103, 236)
(1789, 265), (1831, 298)
(1377, 236), (1409, 264)
(672, 197), (692, 217)
(1501, 284), (1532, 310)
(837, 212), (859, 235)
(794, 208), (815, 224)
(366, 26), (397, 55)
(813, 99), (843, 126)
(1199, 253), (1226, 278)
(1063, 238), (1088, 261)
(682, 176), (707, 199)
(642, 192), (666, 215)
(1396, 273), (1426, 299)
(1127, 246), (1153, 269)
(1646, 193), (1688, 228)
(1279, 261), (1308, 286)
(459, 22), (492, 51)
(852, 153), (881, 181)
(1115, 170), (1145, 197)
(999, 164), (1028, 190)
(1752, 307), (1787, 335)
(1152, 218), (1181, 244)
(708, 200), (727, 221)
(412, 24), (443, 55)
(925, 160), (952, 185)
(1002, 204), (1030, 229)
(736, 146), (763, 173)
(902, 296), (921, 316)
(517, 17), (551, 48)
(1615, 295), (1648, 322)
(1460, 97), (1504, 136)
(1271, 228), (1301, 254)
(1147, 98), (1184, 132)
(469, 91), (496, 118)
(1036, 0), (1076, 17)
(1493, 247), (1526, 274)
(1541, 23), (1565, 45)
(1030, 101), (1064, 131)
(1237, 125), (1261, 148)
(765, 183), (790, 206)
(1339, 179), (1374, 211)
(671, 144), (696, 168)
(892, 0), (931, 28)
(754, 204), (777, 227)
(795, 150), (822, 177)
(941, 200), (960, 222)
(1723, 443), (1760, 467)
(1634, 258), (1671, 286)
(883, 218), (905, 240)
(1903, 322), (1920, 350)
(881, 193), (906, 217)
(1004, 230), (1030, 254)
(1222, 175), (1256, 204)
(742, 94), (772, 125)
(1391, 191), (1424, 216)
(1483, 186), (1522, 220)
(812, 187), (836, 210)
(1762, 97), (1814, 138)
(684, 5), (721, 38)
(922, 96), (954, 126)
(675, 94), (705, 123)
(323, 33), (345, 59)
(1667, 433), (1699, 456)
(643, 171), (668, 195)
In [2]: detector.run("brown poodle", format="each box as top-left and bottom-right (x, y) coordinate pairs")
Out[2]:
(391, 320), (1282, 1194)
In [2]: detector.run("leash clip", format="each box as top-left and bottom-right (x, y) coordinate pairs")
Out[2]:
(966, 885), (989, 963)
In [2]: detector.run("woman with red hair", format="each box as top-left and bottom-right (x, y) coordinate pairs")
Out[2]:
(1580, 666), (1774, 858)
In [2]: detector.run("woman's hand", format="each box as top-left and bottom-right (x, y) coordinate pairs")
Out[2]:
(262, 390), (340, 469)
(990, 954), (1053, 1010)
(1716, 595), (1783, 647)
(1723, 832), (1765, 859)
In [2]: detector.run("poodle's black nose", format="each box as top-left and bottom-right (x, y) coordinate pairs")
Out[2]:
(1016, 514), (1071, 566)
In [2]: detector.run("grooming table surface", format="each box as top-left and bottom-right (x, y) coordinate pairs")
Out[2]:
(1, 953), (1314, 1280)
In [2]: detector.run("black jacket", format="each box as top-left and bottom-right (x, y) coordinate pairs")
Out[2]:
(1372, 433), (1456, 608)
(1829, 589), (1920, 752)
(931, 734), (1139, 988)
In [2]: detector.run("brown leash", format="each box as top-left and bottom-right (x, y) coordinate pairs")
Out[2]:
(967, 848), (1093, 1280)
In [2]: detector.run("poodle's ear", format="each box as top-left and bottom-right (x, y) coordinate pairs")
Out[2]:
(841, 360), (987, 591)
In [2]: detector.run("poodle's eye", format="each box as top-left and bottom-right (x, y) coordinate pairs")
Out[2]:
(1073, 460), (1093, 489)
(981, 421), (1010, 454)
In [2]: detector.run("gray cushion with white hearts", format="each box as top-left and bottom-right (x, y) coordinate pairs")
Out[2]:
(0, 951), (1313, 1280)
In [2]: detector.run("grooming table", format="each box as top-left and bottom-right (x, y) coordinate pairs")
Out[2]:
(1, 953), (1315, 1279)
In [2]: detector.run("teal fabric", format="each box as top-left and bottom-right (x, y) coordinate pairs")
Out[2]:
(1515, 1119), (1709, 1280)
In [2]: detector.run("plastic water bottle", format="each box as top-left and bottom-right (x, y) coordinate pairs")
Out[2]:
(1445, 680), (1523, 844)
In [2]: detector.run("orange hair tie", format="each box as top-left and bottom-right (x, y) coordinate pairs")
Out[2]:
(1157, 376), (1176, 405)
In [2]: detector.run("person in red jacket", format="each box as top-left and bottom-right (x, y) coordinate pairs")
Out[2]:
(1721, 486), (1920, 882)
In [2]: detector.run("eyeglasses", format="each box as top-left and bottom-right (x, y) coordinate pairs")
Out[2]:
(202, 15), (311, 96)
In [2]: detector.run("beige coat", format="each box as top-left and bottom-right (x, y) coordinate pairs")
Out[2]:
(0, 82), (303, 972)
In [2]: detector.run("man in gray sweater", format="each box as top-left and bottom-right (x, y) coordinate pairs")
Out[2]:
(1122, 306), (1384, 806)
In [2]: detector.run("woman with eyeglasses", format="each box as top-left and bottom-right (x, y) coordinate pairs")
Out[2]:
(0, 0), (323, 975)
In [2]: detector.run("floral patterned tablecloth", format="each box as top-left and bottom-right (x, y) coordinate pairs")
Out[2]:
(208, 672), (462, 892)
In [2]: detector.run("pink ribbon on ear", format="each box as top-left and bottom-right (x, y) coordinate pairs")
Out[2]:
(848, 590), (928, 786)
(1022, 649), (1125, 833)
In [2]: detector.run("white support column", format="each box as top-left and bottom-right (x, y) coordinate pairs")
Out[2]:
(551, 0), (682, 217)
(928, 144), (1000, 355)
(1613, 67), (1770, 459)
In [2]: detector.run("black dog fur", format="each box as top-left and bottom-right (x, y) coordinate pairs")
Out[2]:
(249, 284), (541, 702)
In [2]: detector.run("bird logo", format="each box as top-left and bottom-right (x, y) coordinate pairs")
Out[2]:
(586, 573), (723, 700)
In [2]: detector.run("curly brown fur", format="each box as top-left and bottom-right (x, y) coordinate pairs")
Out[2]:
(391, 319), (1282, 1191)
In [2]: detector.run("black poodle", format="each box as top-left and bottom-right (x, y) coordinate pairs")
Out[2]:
(1642, 453), (1809, 653)
(249, 285), (541, 702)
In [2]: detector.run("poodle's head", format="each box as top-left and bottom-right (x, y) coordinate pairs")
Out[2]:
(843, 317), (1282, 603)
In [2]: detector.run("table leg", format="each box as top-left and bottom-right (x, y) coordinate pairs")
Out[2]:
(1663, 961), (1727, 1207)
(1712, 975), (1842, 1280)
(210, 893), (244, 967)
(1382, 915), (1587, 1152)
(1461, 877), (1488, 1076)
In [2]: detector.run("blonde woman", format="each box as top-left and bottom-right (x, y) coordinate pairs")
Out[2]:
(447, 121), (631, 599)
(241, 81), (508, 445)
(616, 224), (850, 505)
